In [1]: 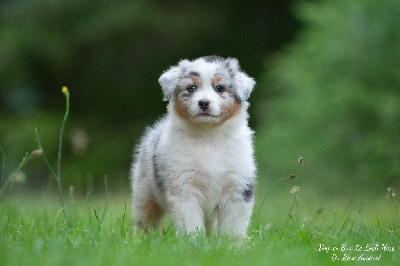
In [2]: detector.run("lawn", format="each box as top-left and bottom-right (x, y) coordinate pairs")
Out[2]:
(1, 188), (399, 266)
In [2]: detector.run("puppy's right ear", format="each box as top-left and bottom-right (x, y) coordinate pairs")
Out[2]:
(158, 66), (180, 101)
(158, 60), (189, 101)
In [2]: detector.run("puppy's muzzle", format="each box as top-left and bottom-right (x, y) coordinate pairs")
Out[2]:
(198, 99), (210, 111)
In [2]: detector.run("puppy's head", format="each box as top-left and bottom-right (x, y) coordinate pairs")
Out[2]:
(158, 56), (255, 124)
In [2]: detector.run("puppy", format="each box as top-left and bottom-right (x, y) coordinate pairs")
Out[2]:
(130, 56), (256, 239)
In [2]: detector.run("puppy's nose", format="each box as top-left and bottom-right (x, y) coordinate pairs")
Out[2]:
(198, 99), (210, 111)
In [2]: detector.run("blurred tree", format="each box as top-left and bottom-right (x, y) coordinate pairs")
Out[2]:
(0, 0), (299, 189)
(256, 0), (400, 194)
(0, 0), (298, 120)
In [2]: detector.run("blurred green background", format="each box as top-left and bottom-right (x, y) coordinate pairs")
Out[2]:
(0, 0), (399, 197)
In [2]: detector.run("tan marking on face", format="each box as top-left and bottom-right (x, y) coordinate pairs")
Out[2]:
(220, 96), (242, 122)
(211, 76), (222, 87)
(191, 76), (201, 88)
(173, 91), (191, 120)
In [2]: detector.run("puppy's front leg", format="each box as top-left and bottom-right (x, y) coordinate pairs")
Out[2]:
(167, 190), (205, 236)
(218, 187), (254, 239)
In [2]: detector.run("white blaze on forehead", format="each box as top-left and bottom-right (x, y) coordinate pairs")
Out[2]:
(185, 59), (220, 82)
(191, 86), (218, 105)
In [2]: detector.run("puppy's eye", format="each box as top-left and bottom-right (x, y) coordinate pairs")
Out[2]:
(215, 85), (225, 93)
(187, 85), (196, 93)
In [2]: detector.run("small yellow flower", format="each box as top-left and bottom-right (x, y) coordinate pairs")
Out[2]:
(62, 86), (68, 94)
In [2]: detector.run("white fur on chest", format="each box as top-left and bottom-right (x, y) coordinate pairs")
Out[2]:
(155, 111), (255, 211)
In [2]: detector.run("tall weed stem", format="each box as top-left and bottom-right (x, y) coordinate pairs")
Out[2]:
(257, 173), (297, 215)
(288, 157), (304, 220)
(36, 86), (73, 230)
(56, 86), (71, 229)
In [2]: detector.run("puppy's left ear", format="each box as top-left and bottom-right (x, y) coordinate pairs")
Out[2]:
(225, 58), (256, 103)
(234, 71), (256, 103)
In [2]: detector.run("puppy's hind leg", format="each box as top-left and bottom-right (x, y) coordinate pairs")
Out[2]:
(132, 154), (165, 233)
(133, 194), (164, 234)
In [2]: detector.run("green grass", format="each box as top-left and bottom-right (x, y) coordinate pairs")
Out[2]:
(1, 89), (398, 265)
(1, 190), (399, 266)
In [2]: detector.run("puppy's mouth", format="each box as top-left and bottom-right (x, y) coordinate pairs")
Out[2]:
(197, 113), (212, 117)
(196, 111), (219, 118)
